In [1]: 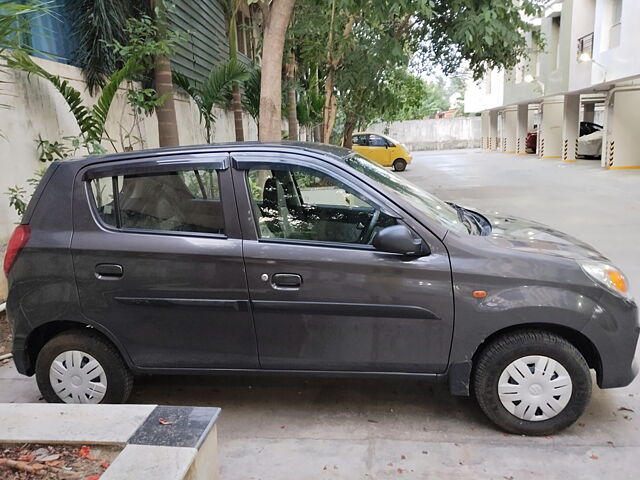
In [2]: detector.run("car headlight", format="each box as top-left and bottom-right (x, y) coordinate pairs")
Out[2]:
(580, 261), (633, 301)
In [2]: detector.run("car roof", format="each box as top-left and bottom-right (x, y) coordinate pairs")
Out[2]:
(64, 142), (353, 167)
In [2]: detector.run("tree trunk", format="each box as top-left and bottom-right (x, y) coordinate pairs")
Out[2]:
(286, 52), (298, 140)
(152, 0), (179, 147)
(258, 0), (296, 141)
(322, 69), (337, 143)
(228, 5), (244, 141)
(232, 85), (244, 141)
(342, 112), (357, 148)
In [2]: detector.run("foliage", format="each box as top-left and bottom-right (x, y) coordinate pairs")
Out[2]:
(67, 0), (142, 95)
(0, 1), (49, 112)
(35, 135), (70, 162)
(6, 167), (47, 216)
(112, 10), (182, 80)
(241, 66), (261, 123)
(111, 11), (183, 114)
(274, 0), (546, 142)
(416, 0), (546, 80)
(173, 60), (249, 142)
(8, 49), (140, 146)
(0, 0), (48, 57)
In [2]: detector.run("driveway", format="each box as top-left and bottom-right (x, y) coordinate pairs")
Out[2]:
(1, 149), (639, 478)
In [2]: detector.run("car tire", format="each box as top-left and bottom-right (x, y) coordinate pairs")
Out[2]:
(35, 330), (133, 404)
(473, 330), (591, 435)
(393, 159), (407, 172)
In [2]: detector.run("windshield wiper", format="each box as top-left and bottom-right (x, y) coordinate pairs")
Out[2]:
(448, 203), (482, 235)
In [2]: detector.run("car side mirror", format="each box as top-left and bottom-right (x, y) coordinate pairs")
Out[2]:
(372, 225), (430, 256)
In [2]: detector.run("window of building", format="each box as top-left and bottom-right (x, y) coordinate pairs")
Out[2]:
(609, 0), (623, 49)
(90, 169), (225, 235)
(18, 0), (77, 65)
(551, 16), (562, 71)
(246, 166), (395, 244)
(235, 11), (253, 58)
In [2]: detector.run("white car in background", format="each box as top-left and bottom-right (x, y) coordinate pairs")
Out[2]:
(577, 123), (604, 158)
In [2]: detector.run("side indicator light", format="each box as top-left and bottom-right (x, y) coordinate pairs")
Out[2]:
(472, 290), (487, 298)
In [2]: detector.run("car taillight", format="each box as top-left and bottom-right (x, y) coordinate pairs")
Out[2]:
(3, 224), (30, 276)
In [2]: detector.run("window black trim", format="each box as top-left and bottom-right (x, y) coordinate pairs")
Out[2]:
(84, 157), (228, 180)
(255, 237), (377, 251)
(111, 176), (122, 228)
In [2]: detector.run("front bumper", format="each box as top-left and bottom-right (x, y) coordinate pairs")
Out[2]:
(582, 294), (639, 389)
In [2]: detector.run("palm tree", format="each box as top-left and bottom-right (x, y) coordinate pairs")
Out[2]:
(241, 66), (261, 135)
(67, 0), (138, 95)
(9, 50), (140, 149)
(222, 0), (247, 141)
(151, 0), (179, 147)
(0, 1), (48, 108)
(173, 60), (249, 143)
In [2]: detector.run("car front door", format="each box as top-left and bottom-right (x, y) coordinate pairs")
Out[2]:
(233, 152), (454, 373)
(71, 154), (259, 370)
(367, 134), (392, 166)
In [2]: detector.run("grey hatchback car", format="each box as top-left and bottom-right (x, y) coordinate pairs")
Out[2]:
(4, 143), (638, 435)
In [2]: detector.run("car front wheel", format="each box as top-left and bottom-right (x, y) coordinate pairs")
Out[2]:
(473, 330), (591, 435)
(35, 330), (133, 404)
(393, 159), (407, 172)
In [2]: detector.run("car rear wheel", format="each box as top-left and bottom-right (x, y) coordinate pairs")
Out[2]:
(393, 159), (407, 172)
(473, 330), (591, 435)
(35, 330), (133, 404)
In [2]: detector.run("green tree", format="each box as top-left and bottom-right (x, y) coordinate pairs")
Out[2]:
(277, 0), (545, 143)
(173, 61), (249, 143)
(255, 0), (296, 141)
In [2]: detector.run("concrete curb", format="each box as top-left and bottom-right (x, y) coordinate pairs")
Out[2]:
(0, 403), (221, 480)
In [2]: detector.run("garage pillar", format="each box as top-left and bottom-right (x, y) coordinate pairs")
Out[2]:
(481, 111), (490, 149)
(489, 110), (498, 150)
(539, 98), (564, 158)
(604, 89), (640, 169)
(562, 94), (580, 162)
(516, 104), (529, 155)
(583, 102), (595, 123)
(502, 108), (517, 153)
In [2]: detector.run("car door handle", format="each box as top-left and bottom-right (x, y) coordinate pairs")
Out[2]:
(272, 273), (302, 289)
(95, 263), (123, 279)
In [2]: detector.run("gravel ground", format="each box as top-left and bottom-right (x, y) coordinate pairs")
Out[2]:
(0, 443), (119, 479)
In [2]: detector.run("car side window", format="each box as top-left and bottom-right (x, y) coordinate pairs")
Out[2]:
(246, 165), (396, 244)
(89, 169), (225, 235)
(368, 135), (387, 147)
(352, 135), (367, 146)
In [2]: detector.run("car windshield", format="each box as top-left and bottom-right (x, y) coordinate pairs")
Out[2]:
(345, 153), (468, 235)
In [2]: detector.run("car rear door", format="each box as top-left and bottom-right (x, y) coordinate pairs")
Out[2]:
(232, 152), (454, 373)
(71, 154), (259, 370)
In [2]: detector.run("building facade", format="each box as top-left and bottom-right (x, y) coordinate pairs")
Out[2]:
(464, 0), (640, 169)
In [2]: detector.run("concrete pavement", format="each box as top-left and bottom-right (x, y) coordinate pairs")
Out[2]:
(1, 149), (639, 478)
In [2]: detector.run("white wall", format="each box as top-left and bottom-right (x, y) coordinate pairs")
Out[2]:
(0, 56), (258, 246)
(368, 117), (481, 151)
(591, 0), (640, 85)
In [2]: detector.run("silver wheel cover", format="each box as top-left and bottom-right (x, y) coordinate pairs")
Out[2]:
(498, 355), (572, 422)
(49, 350), (108, 404)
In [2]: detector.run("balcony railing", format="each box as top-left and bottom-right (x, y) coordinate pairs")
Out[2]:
(577, 32), (594, 61)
